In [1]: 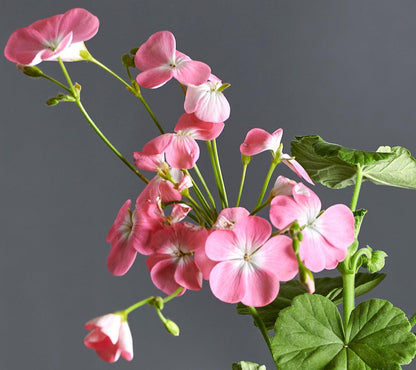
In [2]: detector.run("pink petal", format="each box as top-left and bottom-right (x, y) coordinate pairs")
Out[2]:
(184, 84), (203, 113)
(281, 157), (314, 184)
(270, 195), (307, 230)
(213, 207), (250, 230)
(106, 238), (137, 276)
(193, 88), (230, 123)
(194, 247), (218, 280)
(233, 216), (272, 254)
(136, 67), (173, 89)
(292, 183), (321, 222)
(205, 229), (241, 261)
(175, 113), (224, 140)
(165, 135), (199, 169)
(209, 260), (245, 303)
(133, 151), (165, 172)
(173, 59), (211, 86)
(174, 256), (203, 290)
(58, 8), (99, 43)
(134, 31), (175, 70)
(314, 204), (355, 249)
(96, 347), (121, 363)
(240, 128), (274, 156)
(143, 134), (174, 155)
(300, 228), (347, 272)
(260, 235), (299, 281)
(240, 268), (280, 307)
(270, 176), (297, 197)
(106, 200), (131, 243)
(147, 256), (185, 295)
(85, 314), (121, 344)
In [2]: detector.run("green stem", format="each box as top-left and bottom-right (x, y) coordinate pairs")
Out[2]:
(342, 272), (355, 328)
(236, 163), (248, 207)
(183, 169), (213, 219)
(41, 74), (72, 93)
(350, 164), (363, 212)
(57, 58), (148, 184)
(184, 192), (213, 226)
(255, 157), (280, 209)
(206, 141), (226, 208)
(248, 306), (278, 369)
(163, 287), (184, 304)
(350, 248), (372, 273)
(212, 139), (229, 208)
(250, 198), (271, 216)
(193, 164), (217, 212)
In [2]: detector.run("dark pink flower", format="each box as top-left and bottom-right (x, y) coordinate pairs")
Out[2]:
(269, 183), (355, 272)
(184, 74), (230, 123)
(205, 216), (298, 307)
(4, 8), (99, 66)
(135, 31), (211, 88)
(146, 223), (208, 295)
(240, 128), (313, 184)
(84, 313), (133, 363)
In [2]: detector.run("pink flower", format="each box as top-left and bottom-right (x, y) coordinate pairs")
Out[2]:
(84, 313), (133, 363)
(205, 216), (298, 307)
(184, 74), (231, 123)
(270, 176), (297, 198)
(136, 113), (224, 169)
(269, 183), (355, 272)
(146, 223), (208, 295)
(4, 8), (99, 66)
(135, 31), (211, 88)
(240, 128), (313, 184)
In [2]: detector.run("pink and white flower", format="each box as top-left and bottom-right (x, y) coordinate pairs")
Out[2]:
(270, 176), (297, 198)
(4, 8), (99, 66)
(184, 74), (231, 123)
(240, 128), (313, 184)
(136, 113), (224, 169)
(269, 183), (355, 272)
(135, 31), (211, 89)
(84, 313), (133, 363)
(146, 223), (208, 295)
(205, 216), (298, 307)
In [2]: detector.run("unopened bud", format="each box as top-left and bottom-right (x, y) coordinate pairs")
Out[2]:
(154, 296), (164, 310)
(270, 176), (296, 198)
(298, 262), (315, 294)
(164, 319), (180, 336)
(122, 54), (135, 68)
(17, 64), (44, 78)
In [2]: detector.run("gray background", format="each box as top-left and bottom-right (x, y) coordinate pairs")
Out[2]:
(1, 1), (416, 369)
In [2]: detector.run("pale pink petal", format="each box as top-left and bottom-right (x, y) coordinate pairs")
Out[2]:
(165, 135), (199, 169)
(143, 134), (174, 155)
(134, 31), (175, 70)
(270, 176), (297, 198)
(106, 200), (131, 243)
(281, 157), (314, 185)
(174, 256), (203, 290)
(240, 268), (280, 307)
(193, 88), (230, 123)
(55, 41), (88, 62)
(240, 128), (273, 156)
(173, 59), (211, 86)
(184, 84), (204, 113)
(209, 260), (245, 303)
(118, 322), (134, 361)
(233, 216), (272, 254)
(314, 204), (355, 249)
(173, 223), (208, 252)
(169, 204), (191, 223)
(136, 67), (173, 89)
(292, 183), (321, 222)
(106, 238), (137, 276)
(270, 195), (307, 229)
(175, 113), (224, 140)
(194, 247), (217, 280)
(213, 207), (250, 230)
(133, 151), (165, 172)
(85, 314), (122, 344)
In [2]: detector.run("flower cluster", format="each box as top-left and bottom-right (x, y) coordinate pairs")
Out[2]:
(4, 8), (356, 365)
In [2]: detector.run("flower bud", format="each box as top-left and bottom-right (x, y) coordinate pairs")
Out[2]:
(298, 261), (315, 294)
(164, 319), (180, 336)
(154, 296), (164, 310)
(17, 64), (44, 78)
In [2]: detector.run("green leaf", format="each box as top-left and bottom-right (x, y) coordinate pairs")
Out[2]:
(362, 248), (388, 273)
(362, 146), (416, 190)
(237, 273), (385, 330)
(272, 294), (345, 369)
(353, 209), (367, 237)
(292, 136), (416, 190)
(272, 295), (416, 369)
(290, 135), (394, 189)
(345, 299), (416, 368)
(232, 361), (266, 370)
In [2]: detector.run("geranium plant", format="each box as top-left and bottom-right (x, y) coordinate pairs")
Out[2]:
(5, 8), (416, 369)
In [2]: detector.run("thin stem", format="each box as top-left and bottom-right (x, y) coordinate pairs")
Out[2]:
(41, 74), (72, 93)
(350, 248), (372, 273)
(212, 139), (229, 208)
(57, 58), (148, 184)
(350, 164), (363, 212)
(248, 306), (278, 369)
(163, 287), (183, 304)
(236, 163), (248, 207)
(184, 192), (213, 225)
(255, 157), (280, 209)
(124, 297), (155, 316)
(183, 169), (213, 218)
(342, 272), (355, 328)
(89, 55), (131, 89)
(193, 164), (217, 212)
(250, 198), (272, 216)
(206, 141), (226, 208)
(136, 94), (165, 134)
